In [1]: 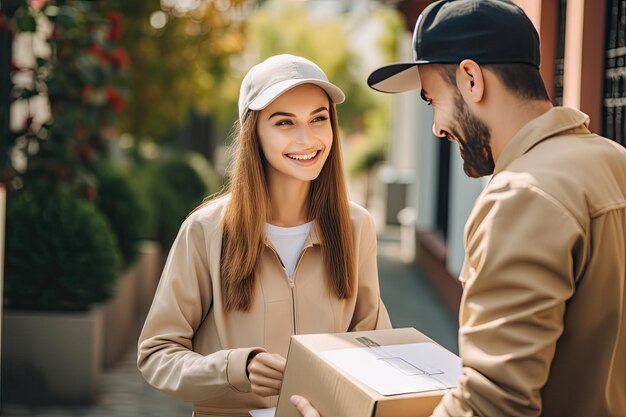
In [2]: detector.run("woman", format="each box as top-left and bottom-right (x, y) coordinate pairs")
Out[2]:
(137, 54), (391, 416)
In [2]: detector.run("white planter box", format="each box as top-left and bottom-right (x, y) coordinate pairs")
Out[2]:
(136, 240), (161, 323)
(102, 241), (162, 369)
(102, 261), (140, 369)
(1, 306), (105, 404)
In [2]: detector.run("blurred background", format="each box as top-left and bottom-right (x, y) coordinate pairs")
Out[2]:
(0, 0), (624, 415)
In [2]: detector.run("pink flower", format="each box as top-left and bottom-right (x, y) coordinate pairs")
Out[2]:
(109, 48), (128, 68)
(86, 44), (105, 58)
(82, 185), (97, 202)
(107, 11), (122, 40)
(50, 24), (59, 39)
(23, 116), (34, 130)
(29, 0), (49, 11)
(78, 145), (94, 161)
(105, 85), (125, 112)
(81, 84), (95, 102)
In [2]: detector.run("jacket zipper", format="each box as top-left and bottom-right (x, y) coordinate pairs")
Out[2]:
(264, 242), (312, 336)
(290, 243), (314, 335)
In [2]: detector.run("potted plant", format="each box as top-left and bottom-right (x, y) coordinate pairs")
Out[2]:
(138, 151), (218, 252)
(2, 184), (121, 405)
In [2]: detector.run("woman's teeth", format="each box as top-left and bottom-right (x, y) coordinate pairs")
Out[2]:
(287, 151), (318, 160)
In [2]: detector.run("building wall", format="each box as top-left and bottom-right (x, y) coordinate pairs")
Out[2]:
(446, 149), (485, 276)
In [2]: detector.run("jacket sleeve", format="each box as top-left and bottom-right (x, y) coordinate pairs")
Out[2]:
(432, 184), (582, 417)
(349, 210), (393, 331)
(137, 217), (265, 402)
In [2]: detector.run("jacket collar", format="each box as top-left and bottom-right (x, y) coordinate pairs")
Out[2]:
(307, 221), (322, 246)
(493, 107), (591, 176)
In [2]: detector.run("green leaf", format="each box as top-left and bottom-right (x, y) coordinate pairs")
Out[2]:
(16, 87), (39, 100)
(36, 57), (49, 68)
(2, 0), (27, 18)
(16, 14), (37, 32)
(54, 6), (78, 29)
(44, 5), (60, 17)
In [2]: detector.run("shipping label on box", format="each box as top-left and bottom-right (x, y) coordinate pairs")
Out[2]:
(276, 328), (462, 417)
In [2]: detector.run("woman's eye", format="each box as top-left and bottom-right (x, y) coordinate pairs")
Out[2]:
(312, 115), (328, 123)
(275, 120), (293, 126)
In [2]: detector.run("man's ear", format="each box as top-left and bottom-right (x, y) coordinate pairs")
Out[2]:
(456, 59), (484, 103)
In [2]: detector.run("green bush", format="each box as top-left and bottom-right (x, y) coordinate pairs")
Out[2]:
(137, 152), (219, 250)
(95, 165), (149, 268)
(348, 137), (388, 177)
(4, 187), (122, 311)
(129, 165), (157, 242)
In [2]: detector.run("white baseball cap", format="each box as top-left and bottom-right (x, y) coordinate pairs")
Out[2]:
(238, 54), (345, 122)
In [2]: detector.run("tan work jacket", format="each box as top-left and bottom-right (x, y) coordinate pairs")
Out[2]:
(433, 107), (626, 416)
(137, 196), (391, 416)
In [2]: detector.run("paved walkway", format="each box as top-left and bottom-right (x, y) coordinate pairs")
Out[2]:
(377, 226), (458, 354)
(1, 227), (458, 417)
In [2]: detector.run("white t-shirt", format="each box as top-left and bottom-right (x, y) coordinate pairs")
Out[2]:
(265, 221), (313, 280)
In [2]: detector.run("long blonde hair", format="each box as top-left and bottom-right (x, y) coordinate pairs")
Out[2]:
(218, 100), (355, 311)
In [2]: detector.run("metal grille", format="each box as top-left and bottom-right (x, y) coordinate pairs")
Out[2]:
(603, 0), (626, 146)
(553, 0), (567, 106)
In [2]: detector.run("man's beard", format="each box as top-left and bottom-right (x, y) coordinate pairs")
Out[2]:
(448, 92), (495, 178)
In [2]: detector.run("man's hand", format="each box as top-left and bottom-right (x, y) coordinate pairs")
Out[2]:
(290, 395), (321, 417)
(247, 352), (286, 397)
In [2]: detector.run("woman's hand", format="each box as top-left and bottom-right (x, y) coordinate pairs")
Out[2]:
(247, 352), (286, 397)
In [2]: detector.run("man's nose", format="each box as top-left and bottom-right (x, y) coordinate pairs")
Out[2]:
(432, 122), (446, 138)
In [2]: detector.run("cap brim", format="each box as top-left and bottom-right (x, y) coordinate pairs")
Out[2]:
(367, 63), (422, 93)
(248, 79), (345, 111)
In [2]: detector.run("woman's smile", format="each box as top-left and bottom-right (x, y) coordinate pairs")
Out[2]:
(285, 149), (322, 164)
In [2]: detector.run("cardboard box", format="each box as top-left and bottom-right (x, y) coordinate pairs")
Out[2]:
(276, 328), (462, 417)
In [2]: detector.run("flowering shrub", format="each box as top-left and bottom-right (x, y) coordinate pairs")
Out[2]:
(0, 1), (130, 311)
(2, 0), (128, 195)
(95, 164), (149, 268)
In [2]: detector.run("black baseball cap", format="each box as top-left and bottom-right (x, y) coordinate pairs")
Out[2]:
(367, 0), (540, 93)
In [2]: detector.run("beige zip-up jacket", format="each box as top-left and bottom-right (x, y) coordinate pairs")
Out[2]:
(433, 107), (626, 417)
(137, 196), (391, 416)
